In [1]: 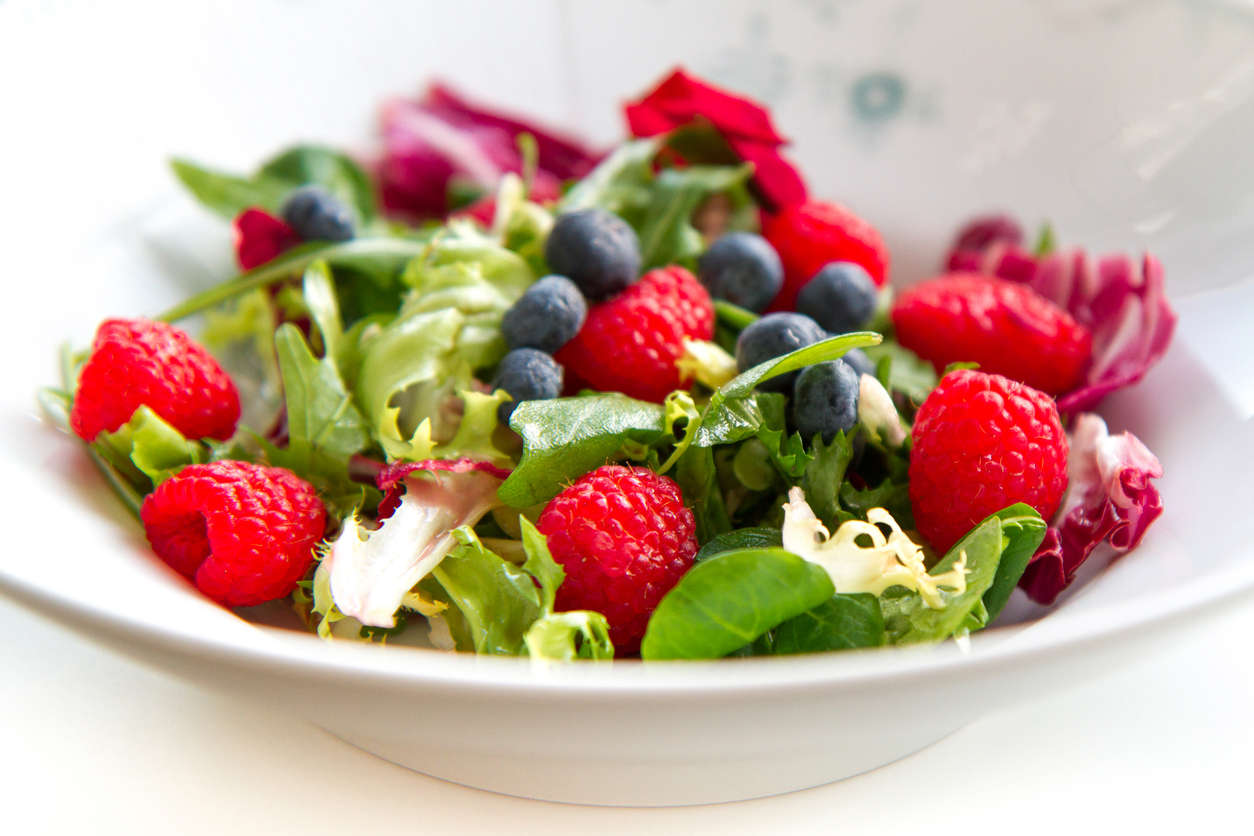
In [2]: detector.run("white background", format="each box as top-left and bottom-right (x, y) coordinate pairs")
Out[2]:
(3, 2), (1252, 831)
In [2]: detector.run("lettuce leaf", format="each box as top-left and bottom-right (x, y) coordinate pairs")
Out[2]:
(95, 406), (206, 487)
(355, 226), (533, 457)
(1020, 413), (1164, 604)
(431, 527), (542, 655)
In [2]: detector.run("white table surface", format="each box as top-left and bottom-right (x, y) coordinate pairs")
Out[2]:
(4, 2), (1252, 832)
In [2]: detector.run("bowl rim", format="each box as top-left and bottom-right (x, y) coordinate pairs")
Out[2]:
(3, 534), (1251, 697)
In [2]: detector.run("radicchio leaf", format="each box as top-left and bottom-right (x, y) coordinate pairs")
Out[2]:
(945, 220), (1177, 413)
(321, 458), (509, 628)
(1019, 413), (1164, 604)
(375, 83), (601, 220)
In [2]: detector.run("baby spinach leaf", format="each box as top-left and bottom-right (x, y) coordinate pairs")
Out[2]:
(696, 332), (881, 446)
(431, 528), (542, 656)
(771, 594), (885, 654)
(524, 611), (614, 661)
(169, 158), (288, 218)
(256, 145), (378, 222)
(693, 527), (782, 562)
(881, 512), (1004, 645)
(498, 394), (669, 508)
(640, 548), (835, 660)
(981, 504), (1047, 623)
(170, 144), (378, 222)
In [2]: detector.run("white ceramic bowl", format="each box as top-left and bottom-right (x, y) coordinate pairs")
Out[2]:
(4, 0), (1254, 806)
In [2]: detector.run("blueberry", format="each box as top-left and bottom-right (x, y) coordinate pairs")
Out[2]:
(281, 185), (356, 242)
(697, 232), (783, 313)
(735, 312), (827, 393)
(793, 360), (861, 443)
(544, 209), (641, 301)
(795, 261), (877, 334)
(842, 347), (875, 378)
(492, 348), (564, 424)
(502, 275), (588, 354)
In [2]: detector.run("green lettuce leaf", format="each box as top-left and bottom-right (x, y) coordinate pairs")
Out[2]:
(96, 405), (206, 487)
(861, 340), (937, 403)
(355, 228), (533, 457)
(635, 164), (753, 268)
(431, 527), (542, 655)
(524, 611), (614, 661)
(641, 548), (835, 660)
(519, 517), (564, 613)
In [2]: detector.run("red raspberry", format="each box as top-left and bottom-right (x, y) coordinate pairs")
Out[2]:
(537, 465), (698, 654)
(761, 200), (889, 310)
(909, 370), (1068, 553)
(555, 265), (714, 403)
(141, 461), (327, 607)
(891, 273), (1093, 395)
(70, 318), (241, 442)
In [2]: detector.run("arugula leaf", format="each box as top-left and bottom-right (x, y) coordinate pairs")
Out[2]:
(430, 528), (543, 655)
(881, 512), (1005, 645)
(171, 144), (377, 222)
(839, 478), (913, 528)
(558, 137), (662, 213)
(636, 164), (753, 268)
(672, 444), (732, 542)
(693, 527), (782, 562)
(771, 594), (884, 654)
(157, 238), (433, 323)
(275, 323), (369, 458)
(696, 332), (881, 447)
(980, 504), (1047, 623)
(498, 394), (669, 508)
(799, 433), (855, 528)
(640, 548), (835, 660)
(524, 611), (614, 661)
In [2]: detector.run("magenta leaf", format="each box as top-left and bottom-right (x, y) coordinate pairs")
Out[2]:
(1019, 413), (1164, 604)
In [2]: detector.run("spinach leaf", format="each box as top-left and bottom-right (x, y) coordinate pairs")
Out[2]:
(256, 145), (378, 222)
(881, 512), (1005, 645)
(431, 528), (542, 655)
(696, 332), (881, 447)
(170, 144), (378, 222)
(640, 548), (835, 660)
(169, 158), (288, 219)
(693, 527), (782, 562)
(981, 504), (1047, 623)
(771, 594), (884, 654)
(498, 394), (669, 508)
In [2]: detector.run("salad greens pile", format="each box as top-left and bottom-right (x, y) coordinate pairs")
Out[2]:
(42, 99), (1055, 664)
